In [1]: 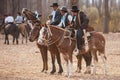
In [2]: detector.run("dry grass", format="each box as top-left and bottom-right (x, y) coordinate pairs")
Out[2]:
(0, 33), (120, 80)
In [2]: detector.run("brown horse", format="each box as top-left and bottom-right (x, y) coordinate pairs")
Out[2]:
(38, 25), (107, 76)
(76, 25), (94, 73)
(17, 23), (31, 44)
(22, 8), (63, 74)
(79, 31), (107, 75)
(38, 25), (76, 77)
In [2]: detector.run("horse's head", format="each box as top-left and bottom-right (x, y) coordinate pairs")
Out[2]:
(37, 24), (52, 45)
(22, 8), (41, 23)
(29, 24), (42, 42)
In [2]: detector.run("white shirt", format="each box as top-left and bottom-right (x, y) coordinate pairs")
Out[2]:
(57, 13), (72, 27)
(5, 16), (14, 23)
(51, 10), (56, 22)
(15, 16), (23, 23)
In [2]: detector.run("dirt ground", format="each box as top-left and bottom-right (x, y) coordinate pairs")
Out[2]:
(0, 33), (120, 80)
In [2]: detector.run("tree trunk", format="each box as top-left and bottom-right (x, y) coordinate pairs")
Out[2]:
(70, 0), (79, 8)
(97, 0), (102, 18)
(104, 0), (109, 33)
(86, 0), (89, 8)
(92, 0), (95, 7)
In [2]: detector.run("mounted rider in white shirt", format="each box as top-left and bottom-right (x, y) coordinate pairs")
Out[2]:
(5, 15), (14, 24)
(57, 6), (72, 28)
(15, 12), (23, 24)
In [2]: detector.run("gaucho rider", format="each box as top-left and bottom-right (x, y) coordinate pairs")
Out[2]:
(57, 6), (72, 28)
(50, 3), (62, 25)
(71, 6), (92, 73)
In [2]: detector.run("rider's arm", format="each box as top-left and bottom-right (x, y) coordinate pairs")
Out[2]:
(80, 12), (89, 29)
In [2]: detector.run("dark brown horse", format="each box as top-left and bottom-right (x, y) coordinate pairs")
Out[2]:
(22, 8), (63, 74)
(4, 23), (20, 45)
(38, 25), (107, 76)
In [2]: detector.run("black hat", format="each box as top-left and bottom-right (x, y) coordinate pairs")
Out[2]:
(71, 6), (79, 12)
(61, 7), (68, 12)
(50, 3), (59, 7)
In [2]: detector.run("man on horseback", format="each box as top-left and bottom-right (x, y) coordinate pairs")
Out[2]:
(71, 6), (89, 52)
(15, 12), (24, 25)
(5, 14), (14, 24)
(57, 6), (72, 28)
(71, 6), (92, 73)
(50, 3), (62, 25)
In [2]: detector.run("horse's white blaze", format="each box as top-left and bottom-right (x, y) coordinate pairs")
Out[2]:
(37, 27), (45, 43)
(100, 54), (107, 75)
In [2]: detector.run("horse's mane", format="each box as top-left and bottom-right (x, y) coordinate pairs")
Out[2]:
(49, 25), (70, 33)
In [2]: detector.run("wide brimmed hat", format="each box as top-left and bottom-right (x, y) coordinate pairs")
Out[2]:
(50, 3), (59, 7)
(61, 7), (68, 12)
(71, 6), (79, 12)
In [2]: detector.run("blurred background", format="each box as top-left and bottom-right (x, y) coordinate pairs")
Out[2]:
(0, 0), (120, 33)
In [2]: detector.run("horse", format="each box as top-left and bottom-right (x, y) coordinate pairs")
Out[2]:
(4, 23), (20, 45)
(17, 23), (31, 44)
(79, 31), (107, 75)
(38, 25), (76, 77)
(75, 25), (94, 73)
(38, 25), (107, 76)
(22, 8), (63, 74)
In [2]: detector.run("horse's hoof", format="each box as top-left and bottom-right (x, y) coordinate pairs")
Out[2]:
(84, 70), (91, 74)
(75, 70), (81, 73)
(58, 69), (63, 74)
(50, 70), (56, 74)
(41, 69), (45, 72)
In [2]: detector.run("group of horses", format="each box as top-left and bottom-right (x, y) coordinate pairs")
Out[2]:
(0, 18), (32, 45)
(22, 8), (107, 77)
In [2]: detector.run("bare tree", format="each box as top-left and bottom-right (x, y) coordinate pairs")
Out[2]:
(104, 0), (109, 33)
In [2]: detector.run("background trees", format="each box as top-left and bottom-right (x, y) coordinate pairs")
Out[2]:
(0, 0), (119, 32)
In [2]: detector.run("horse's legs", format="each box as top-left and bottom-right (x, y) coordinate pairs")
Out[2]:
(38, 45), (48, 72)
(50, 53), (56, 74)
(62, 54), (69, 76)
(25, 34), (27, 44)
(100, 53), (107, 75)
(6, 34), (9, 45)
(41, 46), (48, 72)
(68, 54), (73, 77)
(13, 36), (15, 44)
(76, 54), (82, 73)
(91, 50), (98, 75)
(22, 34), (24, 44)
(54, 47), (63, 74)
(82, 52), (92, 74)
(4, 34), (7, 44)
(16, 37), (19, 44)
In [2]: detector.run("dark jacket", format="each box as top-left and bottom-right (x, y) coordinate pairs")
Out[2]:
(51, 9), (62, 25)
(72, 11), (89, 30)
